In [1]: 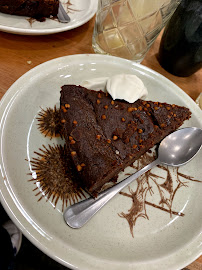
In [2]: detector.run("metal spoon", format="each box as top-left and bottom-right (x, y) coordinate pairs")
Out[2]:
(64, 127), (202, 229)
(57, 2), (70, 23)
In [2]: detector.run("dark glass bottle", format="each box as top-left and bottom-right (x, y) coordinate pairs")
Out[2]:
(158, 0), (202, 77)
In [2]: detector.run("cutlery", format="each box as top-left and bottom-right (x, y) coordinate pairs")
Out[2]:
(57, 2), (70, 23)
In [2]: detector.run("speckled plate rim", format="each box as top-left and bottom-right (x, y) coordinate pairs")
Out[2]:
(0, 0), (98, 35)
(0, 54), (201, 270)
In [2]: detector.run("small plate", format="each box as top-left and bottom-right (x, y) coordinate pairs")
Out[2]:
(0, 0), (98, 35)
(0, 54), (202, 270)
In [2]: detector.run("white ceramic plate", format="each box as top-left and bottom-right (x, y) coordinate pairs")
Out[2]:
(0, 54), (202, 270)
(0, 0), (97, 35)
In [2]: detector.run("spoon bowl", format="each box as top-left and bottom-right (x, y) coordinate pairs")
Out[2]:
(64, 127), (202, 229)
(159, 127), (202, 166)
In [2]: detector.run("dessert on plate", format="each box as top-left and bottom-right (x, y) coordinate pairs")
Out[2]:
(60, 84), (191, 197)
(0, 0), (59, 19)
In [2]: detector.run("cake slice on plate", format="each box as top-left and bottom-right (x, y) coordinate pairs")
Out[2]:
(0, 0), (59, 19)
(60, 85), (191, 197)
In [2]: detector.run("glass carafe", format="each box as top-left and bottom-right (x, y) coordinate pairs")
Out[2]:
(92, 0), (180, 62)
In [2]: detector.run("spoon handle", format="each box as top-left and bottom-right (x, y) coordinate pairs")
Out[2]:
(64, 158), (160, 229)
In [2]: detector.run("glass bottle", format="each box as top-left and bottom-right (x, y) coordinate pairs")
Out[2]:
(158, 0), (202, 77)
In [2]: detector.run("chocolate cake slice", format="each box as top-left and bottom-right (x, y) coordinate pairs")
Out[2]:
(0, 0), (59, 19)
(60, 85), (191, 196)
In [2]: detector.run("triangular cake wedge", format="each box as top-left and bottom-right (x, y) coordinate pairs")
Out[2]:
(60, 85), (191, 196)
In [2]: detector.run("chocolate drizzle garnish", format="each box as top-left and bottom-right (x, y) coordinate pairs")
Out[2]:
(36, 106), (64, 139)
(64, 0), (78, 13)
(28, 144), (86, 211)
(118, 151), (201, 237)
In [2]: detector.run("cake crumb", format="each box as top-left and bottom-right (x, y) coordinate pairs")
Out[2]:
(27, 60), (32, 65)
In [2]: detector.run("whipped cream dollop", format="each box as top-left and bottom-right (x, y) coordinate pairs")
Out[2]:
(81, 74), (148, 103)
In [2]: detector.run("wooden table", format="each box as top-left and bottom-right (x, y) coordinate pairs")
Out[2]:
(0, 16), (201, 270)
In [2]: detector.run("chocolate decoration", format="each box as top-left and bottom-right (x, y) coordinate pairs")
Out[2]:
(28, 144), (86, 211)
(119, 151), (201, 237)
(37, 106), (64, 139)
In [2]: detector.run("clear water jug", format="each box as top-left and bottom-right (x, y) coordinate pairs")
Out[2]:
(92, 0), (180, 62)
